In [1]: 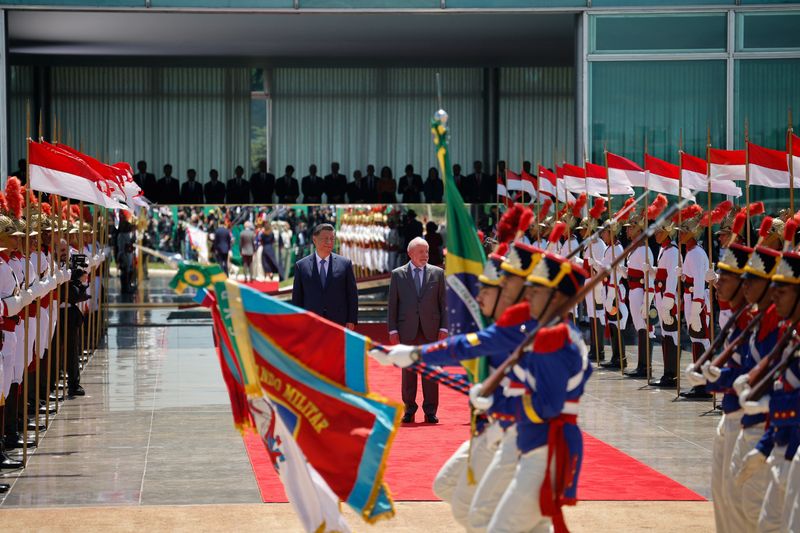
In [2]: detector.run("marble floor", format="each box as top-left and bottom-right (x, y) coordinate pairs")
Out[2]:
(0, 275), (719, 510)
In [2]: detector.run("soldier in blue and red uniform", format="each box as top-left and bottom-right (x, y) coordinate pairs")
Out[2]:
(684, 237), (753, 533)
(481, 250), (592, 533)
(738, 237), (800, 531)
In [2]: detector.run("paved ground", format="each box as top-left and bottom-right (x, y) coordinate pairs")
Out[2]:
(0, 276), (718, 530)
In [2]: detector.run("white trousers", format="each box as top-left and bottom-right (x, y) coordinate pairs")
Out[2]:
(13, 318), (36, 382)
(468, 425), (520, 533)
(759, 445), (790, 532)
(36, 306), (49, 358)
(1, 331), (17, 398)
(730, 424), (772, 530)
(450, 426), (501, 528)
(713, 411), (744, 533)
(784, 449), (800, 532)
(487, 445), (554, 533)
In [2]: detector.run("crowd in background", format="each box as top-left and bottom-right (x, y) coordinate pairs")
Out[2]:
(127, 159), (502, 205)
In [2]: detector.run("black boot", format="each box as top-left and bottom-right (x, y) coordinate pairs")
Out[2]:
(625, 330), (650, 378)
(652, 336), (677, 387)
(601, 324), (623, 369)
(0, 441), (22, 470)
(589, 317), (605, 363)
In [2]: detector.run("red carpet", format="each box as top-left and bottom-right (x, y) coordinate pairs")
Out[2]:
(242, 280), (280, 293)
(242, 323), (705, 502)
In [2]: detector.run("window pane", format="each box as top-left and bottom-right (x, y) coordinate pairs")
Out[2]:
(589, 60), (726, 163)
(738, 12), (800, 51)
(591, 14), (727, 54)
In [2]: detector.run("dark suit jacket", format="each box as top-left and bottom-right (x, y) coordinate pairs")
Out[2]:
(359, 175), (380, 203)
(291, 252), (358, 326)
(454, 174), (477, 202)
(227, 178), (251, 204)
(424, 177), (443, 203)
(276, 176), (300, 203)
(213, 227), (232, 255)
(250, 172), (275, 203)
(301, 175), (325, 203)
(134, 172), (158, 203)
(204, 181), (226, 204)
(324, 173), (348, 203)
(398, 174), (423, 203)
(387, 262), (446, 343)
(157, 176), (181, 204)
(180, 180), (204, 204)
(469, 172), (493, 203)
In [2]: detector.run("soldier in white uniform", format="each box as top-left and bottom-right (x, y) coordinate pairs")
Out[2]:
(577, 198), (607, 363)
(596, 209), (627, 370)
(651, 215), (681, 388)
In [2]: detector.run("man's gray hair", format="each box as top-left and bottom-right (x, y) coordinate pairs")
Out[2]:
(407, 236), (429, 253)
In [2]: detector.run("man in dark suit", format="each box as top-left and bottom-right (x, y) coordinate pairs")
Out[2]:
(291, 223), (358, 328)
(301, 165), (325, 204)
(347, 170), (363, 203)
(387, 237), (447, 423)
(180, 168), (204, 204)
(398, 165), (423, 203)
(204, 169), (226, 204)
(324, 162), (348, 204)
(359, 165), (379, 203)
(276, 165), (300, 204)
(157, 164), (181, 204)
(452, 164), (476, 202)
(212, 221), (232, 274)
(250, 160), (275, 204)
(134, 160), (158, 203)
(468, 161), (493, 203)
(227, 165), (250, 204)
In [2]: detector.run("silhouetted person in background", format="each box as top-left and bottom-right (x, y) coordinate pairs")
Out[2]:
(452, 163), (476, 202)
(227, 165), (250, 204)
(348, 170), (363, 203)
(180, 168), (204, 204)
(204, 169), (226, 204)
(157, 164), (181, 204)
(324, 162), (348, 203)
(250, 160), (275, 204)
(469, 160), (492, 203)
(302, 164), (325, 204)
(276, 165), (300, 203)
(134, 160), (158, 203)
(399, 164), (423, 203)
(377, 166), (397, 203)
(423, 167), (443, 203)
(12, 158), (27, 186)
(359, 165), (380, 203)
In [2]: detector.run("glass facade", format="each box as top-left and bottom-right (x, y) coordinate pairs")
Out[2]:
(591, 14), (727, 54)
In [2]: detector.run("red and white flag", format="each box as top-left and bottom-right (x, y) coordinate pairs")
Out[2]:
(788, 133), (800, 183)
(748, 142), (792, 188)
(496, 175), (512, 206)
(607, 152), (646, 188)
(111, 162), (149, 208)
(585, 162), (635, 196)
(537, 166), (557, 201)
(28, 141), (127, 209)
(554, 167), (576, 203)
(506, 169), (536, 199)
(709, 148), (746, 181)
(679, 152), (742, 196)
(520, 170), (538, 203)
(643, 154), (695, 200)
(54, 143), (130, 206)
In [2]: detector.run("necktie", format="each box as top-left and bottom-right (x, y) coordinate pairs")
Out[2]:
(415, 267), (422, 295)
(320, 259), (327, 288)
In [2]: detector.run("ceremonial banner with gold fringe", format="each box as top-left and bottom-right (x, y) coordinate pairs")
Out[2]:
(432, 113), (487, 384)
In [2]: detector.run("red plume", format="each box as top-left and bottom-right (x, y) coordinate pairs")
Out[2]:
(673, 204), (703, 223)
(615, 197), (636, 222)
(549, 221), (566, 244)
(41, 202), (52, 216)
(699, 200), (733, 227)
(747, 202), (765, 217)
(784, 219), (797, 243)
(477, 230), (485, 243)
(518, 208), (534, 235)
(70, 204), (80, 221)
(758, 216), (773, 240)
(557, 202), (569, 219)
(731, 211), (747, 237)
(646, 194), (668, 221)
(496, 204), (524, 243)
(5, 176), (23, 219)
(571, 193), (587, 218)
(495, 243), (509, 258)
(588, 198), (606, 219)
(538, 199), (552, 222)
(83, 206), (92, 224)
(0, 193), (7, 215)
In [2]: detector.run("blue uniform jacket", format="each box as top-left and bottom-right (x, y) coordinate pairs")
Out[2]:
(706, 309), (753, 414)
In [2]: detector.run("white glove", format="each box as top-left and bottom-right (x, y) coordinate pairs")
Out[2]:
(742, 395), (770, 416)
(469, 383), (493, 412)
(21, 289), (34, 307)
(45, 275), (57, 292)
(660, 297), (675, 326)
(674, 265), (682, 277)
(3, 294), (25, 316)
(689, 301), (703, 332)
(100, 251), (107, 262)
(66, 268), (72, 282)
(685, 364), (707, 387)
(704, 269), (718, 284)
(589, 258), (603, 271)
(92, 254), (101, 267)
(30, 281), (46, 299)
(54, 270), (63, 285)
(701, 361), (721, 384)
(617, 265), (628, 277)
(734, 449), (767, 487)
(733, 374), (751, 398)
(368, 348), (392, 366)
(386, 344), (417, 369)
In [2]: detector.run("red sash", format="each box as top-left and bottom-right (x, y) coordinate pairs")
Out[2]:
(540, 409), (579, 533)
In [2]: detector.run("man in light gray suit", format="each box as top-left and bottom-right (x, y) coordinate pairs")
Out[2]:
(388, 237), (448, 423)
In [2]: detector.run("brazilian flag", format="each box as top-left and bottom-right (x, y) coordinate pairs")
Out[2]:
(431, 112), (487, 383)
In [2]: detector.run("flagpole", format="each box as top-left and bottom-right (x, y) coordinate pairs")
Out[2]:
(643, 136), (652, 384)
(676, 129), (685, 398)
(790, 108), (795, 213)
(61, 199), (69, 404)
(745, 118), (751, 247)
(706, 128), (715, 348)
(583, 151), (601, 367)
(22, 105), (31, 465)
(535, 163), (541, 245)
(78, 200), (85, 367)
(604, 144), (625, 376)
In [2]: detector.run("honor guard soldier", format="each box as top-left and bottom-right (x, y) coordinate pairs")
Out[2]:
(577, 198), (607, 363)
(622, 195), (665, 378)
(651, 208), (682, 387)
(558, 194), (585, 258)
(684, 213), (754, 531)
(481, 245), (592, 533)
